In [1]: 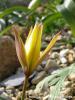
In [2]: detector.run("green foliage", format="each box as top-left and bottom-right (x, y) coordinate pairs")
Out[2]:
(0, 6), (32, 35)
(0, 0), (64, 35)
(57, 0), (75, 36)
(35, 63), (75, 100)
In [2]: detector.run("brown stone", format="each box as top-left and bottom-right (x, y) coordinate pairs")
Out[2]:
(0, 36), (19, 81)
(31, 71), (46, 84)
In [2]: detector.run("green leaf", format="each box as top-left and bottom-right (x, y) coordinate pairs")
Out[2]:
(0, 6), (33, 36)
(0, 6), (31, 18)
(0, 25), (12, 36)
(50, 68), (69, 100)
(28, 0), (41, 10)
(50, 63), (75, 100)
(57, 0), (75, 36)
(43, 12), (62, 29)
(0, 96), (7, 100)
(35, 63), (75, 100)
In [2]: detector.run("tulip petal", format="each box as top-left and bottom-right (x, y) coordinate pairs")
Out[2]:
(25, 27), (33, 44)
(12, 26), (28, 74)
(34, 31), (61, 68)
(25, 23), (43, 73)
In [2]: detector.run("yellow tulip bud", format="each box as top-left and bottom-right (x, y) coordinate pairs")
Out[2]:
(25, 23), (43, 73)
(13, 23), (61, 76)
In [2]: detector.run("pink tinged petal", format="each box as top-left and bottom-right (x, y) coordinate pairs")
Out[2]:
(12, 27), (29, 75)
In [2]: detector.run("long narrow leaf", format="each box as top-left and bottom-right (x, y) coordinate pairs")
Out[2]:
(0, 6), (31, 18)
(43, 13), (62, 28)
(28, 0), (41, 10)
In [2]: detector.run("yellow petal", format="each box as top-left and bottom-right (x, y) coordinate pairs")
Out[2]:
(25, 23), (43, 73)
(25, 27), (33, 44)
(34, 31), (61, 68)
(12, 26), (28, 74)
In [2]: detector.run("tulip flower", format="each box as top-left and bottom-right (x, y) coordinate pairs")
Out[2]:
(12, 23), (61, 100)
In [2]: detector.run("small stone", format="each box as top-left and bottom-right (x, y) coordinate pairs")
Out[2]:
(41, 61), (46, 67)
(67, 44), (72, 49)
(68, 73), (75, 81)
(64, 81), (71, 87)
(69, 50), (75, 54)
(50, 52), (59, 59)
(6, 86), (14, 90)
(9, 93), (13, 97)
(29, 95), (41, 100)
(44, 60), (59, 73)
(27, 90), (34, 96)
(45, 36), (51, 42)
(0, 87), (5, 94)
(43, 95), (49, 100)
(71, 83), (75, 92)
(6, 89), (12, 95)
(67, 53), (74, 63)
(41, 42), (47, 50)
(60, 64), (67, 68)
(61, 88), (71, 96)
(12, 97), (16, 100)
(36, 65), (43, 72)
(72, 97), (75, 100)
(1, 92), (11, 100)
(60, 49), (69, 57)
(31, 71), (46, 84)
(50, 86), (54, 91)
(57, 60), (61, 65)
(60, 57), (67, 64)
(62, 98), (67, 100)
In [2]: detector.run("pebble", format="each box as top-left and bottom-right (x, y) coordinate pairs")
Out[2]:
(31, 71), (46, 84)
(60, 57), (67, 64)
(60, 64), (67, 68)
(36, 65), (43, 72)
(41, 61), (47, 67)
(64, 81), (71, 87)
(27, 90), (34, 96)
(45, 36), (51, 42)
(61, 88), (71, 96)
(6, 89), (12, 95)
(67, 53), (74, 63)
(6, 86), (14, 90)
(72, 97), (75, 100)
(12, 97), (16, 100)
(44, 59), (59, 73)
(50, 52), (59, 59)
(62, 98), (67, 100)
(1, 92), (11, 100)
(67, 44), (72, 49)
(60, 49), (69, 57)
(43, 95), (49, 100)
(57, 59), (61, 65)
(68, 73), (75, 81)
(0, 87), (4, 93)
(41, 42), (47, 50)
(71, 83), (75, 93)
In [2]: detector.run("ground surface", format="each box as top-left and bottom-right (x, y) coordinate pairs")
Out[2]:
(0, 30), (75, 100)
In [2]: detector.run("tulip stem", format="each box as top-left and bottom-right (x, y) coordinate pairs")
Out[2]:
(21, 75), (28, 100)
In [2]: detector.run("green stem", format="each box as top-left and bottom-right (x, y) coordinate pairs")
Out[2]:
(21, 76), (28, 100)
